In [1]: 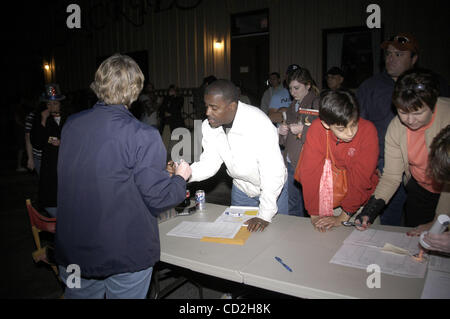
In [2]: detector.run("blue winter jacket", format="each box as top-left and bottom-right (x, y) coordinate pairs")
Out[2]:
(55, 102), (186, 278)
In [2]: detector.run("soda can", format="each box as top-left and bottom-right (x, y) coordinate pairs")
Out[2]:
(195, 190), (206, 211)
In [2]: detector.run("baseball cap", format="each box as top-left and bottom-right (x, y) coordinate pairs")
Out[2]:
(381, 33), (419, 54)
(286, 64), (300, 75)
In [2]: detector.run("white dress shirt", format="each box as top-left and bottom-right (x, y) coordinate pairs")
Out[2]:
(190, 101), (287, 222)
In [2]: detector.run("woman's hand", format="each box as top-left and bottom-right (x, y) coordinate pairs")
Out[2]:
(50, 138), (60, 147)
(423, 232), (450, 253)
(406, 221), (434, 236)
(278, 123), (289, 136)
(354, 215), (370, 231)
(289, 123), (304, 135)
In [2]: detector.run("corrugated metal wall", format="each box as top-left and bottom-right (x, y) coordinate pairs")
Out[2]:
(52, 0), (449, 95)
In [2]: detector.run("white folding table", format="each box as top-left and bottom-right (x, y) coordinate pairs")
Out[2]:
(158, 203), (426, 298)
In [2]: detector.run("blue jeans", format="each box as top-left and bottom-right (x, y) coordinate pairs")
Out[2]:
(58, 265), (153, 299)
(286, 162), (305, 217)
(231, 181), (288, 215)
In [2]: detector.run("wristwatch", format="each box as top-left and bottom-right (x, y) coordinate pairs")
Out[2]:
(343, 210), (355, 218)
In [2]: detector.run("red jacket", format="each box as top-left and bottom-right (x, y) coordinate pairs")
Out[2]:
(296, 118), (379, 215)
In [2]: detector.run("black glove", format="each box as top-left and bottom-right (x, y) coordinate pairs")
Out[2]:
(355, 196), (386, 225)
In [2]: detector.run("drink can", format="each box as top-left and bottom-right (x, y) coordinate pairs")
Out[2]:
(195, 190), (206, 211)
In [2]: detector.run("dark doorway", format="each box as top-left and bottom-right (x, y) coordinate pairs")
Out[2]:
(230, 10), (269, 107)
(322, 26), (383, 89)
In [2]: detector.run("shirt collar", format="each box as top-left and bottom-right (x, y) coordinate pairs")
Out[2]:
(94, 101), (130, 112)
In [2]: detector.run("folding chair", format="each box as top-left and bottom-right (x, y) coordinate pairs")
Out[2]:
(25, 199), (59, 279)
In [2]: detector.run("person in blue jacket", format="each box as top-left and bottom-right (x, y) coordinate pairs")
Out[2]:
(55, 54), (192, 299)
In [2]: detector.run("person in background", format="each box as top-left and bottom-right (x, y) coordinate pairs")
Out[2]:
(260, 72), (283, 114)
(187, 79), (287, 232)
(355, 69), (450, 232)
(421, 125), (450, 253)
(139, 81), (159, 129)
(25, 98), (46, 175)
(297, 90), (379, 232)
(236, 83), (251, 105)
(325, 67), (345, 90)
(193, 75), (217, 120)
(14, 97), (29, 172)
(30, 84), (67, 217)
(268, 64), (300, 124)
(159, 84), (185, 134)
(55, 54), (191, 299)
(278, 67), (320, 217)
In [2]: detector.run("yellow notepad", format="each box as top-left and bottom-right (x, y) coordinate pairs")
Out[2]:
(200, 226), (251, 245)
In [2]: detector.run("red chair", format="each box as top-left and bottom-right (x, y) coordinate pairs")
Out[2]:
(25, 199), (59, 279)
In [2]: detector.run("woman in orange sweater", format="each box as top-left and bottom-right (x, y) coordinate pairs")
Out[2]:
(296, 90), (379, 232)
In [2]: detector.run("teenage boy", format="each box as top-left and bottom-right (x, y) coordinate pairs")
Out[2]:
(296, 90), (379, 232)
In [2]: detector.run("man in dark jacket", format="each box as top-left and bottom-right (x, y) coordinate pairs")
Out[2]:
(55, 54), (191, 299)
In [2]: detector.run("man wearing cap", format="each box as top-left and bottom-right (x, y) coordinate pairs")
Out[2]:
(325, 67), (345, 90)
(268, 64), (300, 124)
(357, 32), (449, 226)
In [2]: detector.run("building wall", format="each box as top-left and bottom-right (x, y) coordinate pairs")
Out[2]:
(52, 0), (449, 95)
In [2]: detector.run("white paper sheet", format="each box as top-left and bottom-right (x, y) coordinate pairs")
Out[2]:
(166, 221), (242, 239)
(330, 229), (427, 278)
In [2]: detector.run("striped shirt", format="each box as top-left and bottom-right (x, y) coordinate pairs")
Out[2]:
(25, 111), (42, 160)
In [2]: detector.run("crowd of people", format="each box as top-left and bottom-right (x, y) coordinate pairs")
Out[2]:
(15, 32), (450, 298)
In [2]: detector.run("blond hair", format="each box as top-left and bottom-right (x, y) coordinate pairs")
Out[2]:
(90, 54), (144, 107)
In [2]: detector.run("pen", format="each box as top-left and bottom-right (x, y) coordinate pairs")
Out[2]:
(225, 211), (243, 217)
(275, 256), (292, 272)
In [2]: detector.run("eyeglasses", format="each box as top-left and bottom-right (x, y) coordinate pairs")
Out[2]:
(389, 35), (410, 44)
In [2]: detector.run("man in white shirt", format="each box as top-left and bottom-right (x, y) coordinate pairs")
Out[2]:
(190, 79), (288, 232)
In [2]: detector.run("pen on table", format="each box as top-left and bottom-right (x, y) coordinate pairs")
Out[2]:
(275, 256), (293, 272)
(225, 211), (243, 217)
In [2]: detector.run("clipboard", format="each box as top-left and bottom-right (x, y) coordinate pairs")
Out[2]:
(200, 226), (251, 245)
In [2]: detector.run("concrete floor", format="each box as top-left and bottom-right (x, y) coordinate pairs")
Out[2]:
(0, 156), (295, 299)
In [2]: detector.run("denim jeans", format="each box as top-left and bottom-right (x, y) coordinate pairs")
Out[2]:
(58, 265), (153, 299)
(231, 180), (289, 215)
(286, 162), (305, 217)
